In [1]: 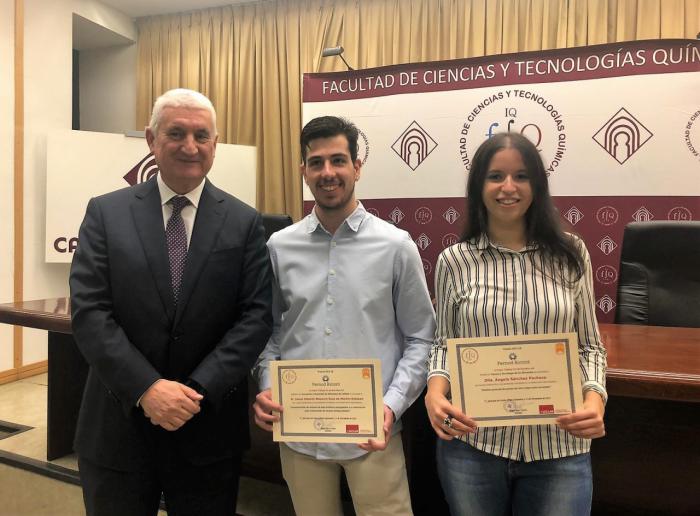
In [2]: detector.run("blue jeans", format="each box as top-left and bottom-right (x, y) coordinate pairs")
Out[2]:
(436, 438), (592, 516)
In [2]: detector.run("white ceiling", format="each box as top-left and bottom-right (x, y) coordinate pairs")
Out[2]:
(99, 0), (257, 18)
(73, 14), (134, 50)
(74, 1), (263, 49)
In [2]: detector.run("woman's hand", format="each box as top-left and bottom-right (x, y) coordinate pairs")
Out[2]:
(556, 390), (605, 439)
(425, 376), (478, 440)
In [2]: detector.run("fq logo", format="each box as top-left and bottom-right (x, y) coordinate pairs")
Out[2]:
(457, 89), (567, 175)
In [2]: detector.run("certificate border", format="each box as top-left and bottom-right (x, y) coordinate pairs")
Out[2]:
(453, 336), (578, 423)
(276, 363), (380, 439)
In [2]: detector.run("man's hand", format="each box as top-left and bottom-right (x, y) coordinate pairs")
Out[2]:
(253, 389), (283, 432)
(141, 380), (203, 431)
(358, 405), (395, 452)
(556, 390), (606, 439)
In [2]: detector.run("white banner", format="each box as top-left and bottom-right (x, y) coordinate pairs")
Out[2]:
(302, 39), (700, 323)
(305, 72), (698, 198)
(45, 130), (256, 263)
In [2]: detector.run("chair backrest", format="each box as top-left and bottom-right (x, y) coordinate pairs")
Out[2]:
(615, 221), (700, 327)
(262, 213), (293, 240)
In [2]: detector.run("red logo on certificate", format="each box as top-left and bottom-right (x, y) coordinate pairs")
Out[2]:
(539, 405), (555, 414)
(362, 368), (371, 379)
(346, 425), (359, 433)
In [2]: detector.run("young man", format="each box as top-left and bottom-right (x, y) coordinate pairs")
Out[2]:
(253, 116), (435, 515)
(70, 89), (272, 515)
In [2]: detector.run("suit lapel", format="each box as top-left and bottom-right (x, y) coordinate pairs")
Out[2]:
(174, 180), (226, 324)
(131, 179), (175, 320)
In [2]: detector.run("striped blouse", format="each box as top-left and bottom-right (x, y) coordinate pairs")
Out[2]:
(427, 233), (607, 462)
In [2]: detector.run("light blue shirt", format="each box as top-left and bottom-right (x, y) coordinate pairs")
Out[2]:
(254, 202), (436, 460)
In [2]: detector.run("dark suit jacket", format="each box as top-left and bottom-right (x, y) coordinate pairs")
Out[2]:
(69, 177), (272, 471)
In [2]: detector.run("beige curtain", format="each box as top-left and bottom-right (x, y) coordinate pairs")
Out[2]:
(136, 0), (698, 220)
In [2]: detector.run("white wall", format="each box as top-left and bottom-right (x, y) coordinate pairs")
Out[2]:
(20, 0), (136, 365)
(79, 43), (137, 133)
(0, 0), (15, 371)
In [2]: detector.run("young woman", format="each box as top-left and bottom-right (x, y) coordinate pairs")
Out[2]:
(426, 132), (607, 516)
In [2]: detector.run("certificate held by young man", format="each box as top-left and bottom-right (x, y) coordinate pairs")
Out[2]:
(270, 359), (385, 443)
(447, 333), (584, 427)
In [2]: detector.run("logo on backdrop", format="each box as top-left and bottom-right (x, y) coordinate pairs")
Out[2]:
(596, 295), (616, 314)
(564, 206), (584, 225)
(357, 128), (370, 166)
(391, 121), (438, 171)
(388, 207), (405, 225)
(415, 233), (432, 250)
(443, 207), (461, 224)
(597, 236), (617, 255)
(632, 207), (654, 222)
(592, 108), (653, 164)
(415, 207), (433, 224)
(683, 109), (700, 163)
(124, 153), (158, 186)
(422, 258), (433, 275)
(595, 265), (618, 285)
(668, 207), (692, 221)
(596, 206), (620, 226)
(442, 233), (460, 248)
(366, 207), (380, 217)
(456, 89), (567, 175)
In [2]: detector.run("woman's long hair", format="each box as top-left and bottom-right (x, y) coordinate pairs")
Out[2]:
(462, 132), (584, 282)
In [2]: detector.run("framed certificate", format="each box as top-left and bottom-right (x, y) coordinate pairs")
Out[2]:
(270, 359), (384, 443)
(447, 333), (583, 426)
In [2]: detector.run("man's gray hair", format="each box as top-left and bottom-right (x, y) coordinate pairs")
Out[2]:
(148, 88), (217, 135)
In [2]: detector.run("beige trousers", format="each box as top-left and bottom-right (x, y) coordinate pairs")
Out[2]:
(279, 434), (413, 516)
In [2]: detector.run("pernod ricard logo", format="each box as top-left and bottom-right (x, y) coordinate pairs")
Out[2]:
(124, 153), (158, 185)
(592, 108), (653, 165)
(391, 121), (438, 171)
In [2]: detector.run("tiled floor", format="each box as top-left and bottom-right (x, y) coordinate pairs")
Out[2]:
(0, 373), (295, 516)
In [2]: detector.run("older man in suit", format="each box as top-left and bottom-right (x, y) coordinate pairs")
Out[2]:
(69, 88), (272, 516)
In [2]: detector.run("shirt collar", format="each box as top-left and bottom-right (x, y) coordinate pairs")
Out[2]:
(305, 201), (367, 234)
(157, 173), (205, 209)
(469, 233), (539, 255)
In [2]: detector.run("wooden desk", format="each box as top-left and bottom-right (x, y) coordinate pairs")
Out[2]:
(602, 323), (700, 402)
(1, 301), (698, 514)
(593, 323), (700, 516)
(0, 298), (85, 460)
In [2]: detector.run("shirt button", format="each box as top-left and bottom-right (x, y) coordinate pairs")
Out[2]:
(327, 296), (334, 304)
(325, 328), (332, 335)
(329, 269), (336, 276)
